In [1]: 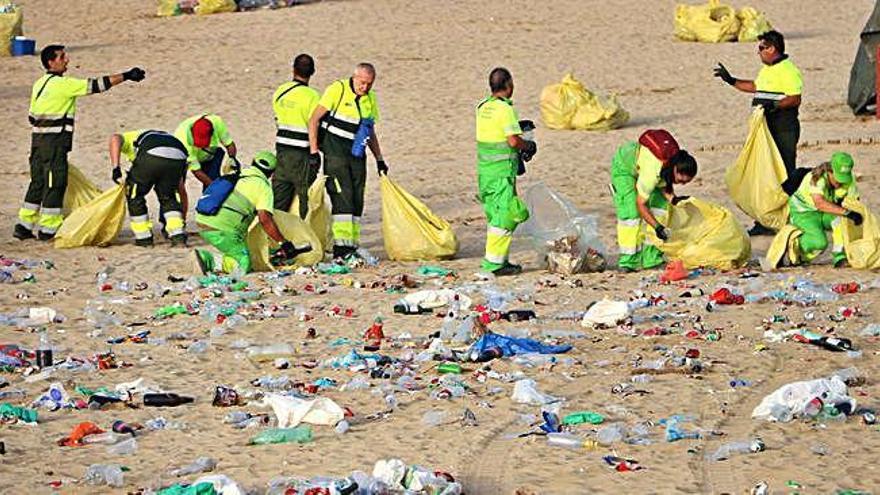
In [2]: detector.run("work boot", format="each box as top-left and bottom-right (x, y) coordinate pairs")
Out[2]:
(13, 225), (35, 240)
(37, 232), (55, 241)
(834, 257), (849, 269)
(491, 262), (523, 277)
(748, 223), (775, 236)
(169, 234), (187, 247)
(191, 249), (214, 275)
(332, 245), (355, 261)
(135, 237), (154, 247)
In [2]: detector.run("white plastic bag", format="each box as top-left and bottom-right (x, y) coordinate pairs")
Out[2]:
(751, 376), (855, 422)
(581, 299), (631, 328)
(511, 379), (561, 405)
(257, 393), (344, 428)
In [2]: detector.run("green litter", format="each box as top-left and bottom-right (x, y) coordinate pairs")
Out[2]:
(0, 403), (38, 423)
(562, 411), (605, 425)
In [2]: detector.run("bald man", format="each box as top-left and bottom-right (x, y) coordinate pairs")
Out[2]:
(308, 63), (388, 260)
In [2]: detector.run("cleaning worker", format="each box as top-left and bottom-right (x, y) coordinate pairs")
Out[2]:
(787, 152), (862, 268)
(15, 44), (145, 241)
(174, 114), (238, 220)
(611, 129), (698, 272)
(273, 53), (320, 218)
(714, 30), (804, 235)
(108, 129), (188, 247)
(191, 151), (310, 275)
(307, 62), (387, 260)
(475, 67), (537, 276)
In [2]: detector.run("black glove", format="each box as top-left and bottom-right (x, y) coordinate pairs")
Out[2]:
(671, 195), (690, 206)
(521, 140), (537, 162)
(713, 63), (736, 86)
(122, 67), (146, 82)
(111, 166), (122, 184)
(376, 159), (389, 175)
(654, 224), (671, 241)
(279, 241), (296, 259)
(759, 99), (778, 113)
(845, 210), (864, 226)
(308, 152), (321, 170)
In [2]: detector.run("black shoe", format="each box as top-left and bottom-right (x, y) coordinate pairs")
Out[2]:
(332, 246), (355, 260)
(135, 238), (154, 247)
(169, 234), (187, 247)
(37, 232), (55, 241)
(747, 223), (775, 237)
(13, 225), (35, 240)
(290, 244), (313, 258)
(834, 258), (849, 269)
(492, 262), (523, 277)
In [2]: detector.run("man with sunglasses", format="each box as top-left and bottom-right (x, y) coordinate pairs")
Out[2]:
(714, 30), (803, 236)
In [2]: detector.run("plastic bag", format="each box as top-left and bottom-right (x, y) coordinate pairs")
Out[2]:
(737, 6), (772, 42)
(539, 73), (629, 131)
(752, 376), (854, 422)
(725, 107), (789, 230)
(291, 175), (332, 253)
(0, 3), (23, 57)
(63, 164), (102, 215)
(247, 209), (322, 271)
(257, 393), (344, 428)
(54, 184), (126, 248)
(194, 0), (236, 15)
(517, 182), (605, 273)
(674, 0), (740, 43)
(656, 197), (751, 270)
(840, 198), (880, 269)
(380, 175), (457, 261)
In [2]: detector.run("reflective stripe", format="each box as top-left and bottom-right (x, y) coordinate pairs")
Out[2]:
(353, 216), (362, 225)
(487, 225), (510, 236)
(21, 202), (40, 211)
(650, 208), (667, 220)
(617, 219), (640, 227)
(41, 207), (62, 216)
(32, 125), (73, 134)
(132, 229), (152, 239)
(164, 211), (183, 220)
(326, 125), (355, 140)
(276, 136), (309, 148)
(146, 146), (188, 161)
(333, 214), (354, 223)
(618, 246), (639, 255)
(38, 226), (58, 234)
(278, 124), (308, 133)
(130, 215), (149, 223)
(484, 252), (506, 264)
(333, 113), (359, 125)
(478, 151), (513, 163)
(334, 238), (356, 247)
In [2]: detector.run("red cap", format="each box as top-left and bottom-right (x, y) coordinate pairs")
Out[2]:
(191, 118), (214, 148)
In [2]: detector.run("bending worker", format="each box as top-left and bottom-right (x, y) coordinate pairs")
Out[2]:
(475, 67), (537, 276)
(714, 30), (803, 235)
(273, 53), (320, 218)
(307, 63), (387, 260)
(611, 129), (697, 272)
(174, 114), (237, 217)
(109, 130), (188, 247)
(15, 44), (145, 241)
(787, 152), (862, 268)
(191, 152), (308, 275)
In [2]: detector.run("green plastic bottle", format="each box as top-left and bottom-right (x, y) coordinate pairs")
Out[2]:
(437, 362), (462, 374)
(249, 426), (313, 445)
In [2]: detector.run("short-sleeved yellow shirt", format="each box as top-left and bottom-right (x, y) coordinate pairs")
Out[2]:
(755, 58), (803, 96)
(635, 145), (666, 200)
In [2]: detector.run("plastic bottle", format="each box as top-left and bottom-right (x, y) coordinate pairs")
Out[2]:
(250, 426), (313, 445)
(84, 464), (124, 487)
(169, 457), (217, 476)
(36, 330), (53, 368)
(335, 420), (350, 434)
(143, 393), (194, 407)
(547, 432), (585, 449)
(246, 343), (294, 362)
(437, 363), (462, 374)
(106, 437), (138, 455)
(596, 423), (625, 445)
(439, 310), (457, 341)
(709, 438), (764, 461)
(453, 315), (475, 344)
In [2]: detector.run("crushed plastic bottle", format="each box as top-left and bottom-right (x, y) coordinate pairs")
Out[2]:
(169, 457), (217, 476)
(84, 464), (124, 487)
(106, 437), (138, 455)
(709, 438), (765, 461)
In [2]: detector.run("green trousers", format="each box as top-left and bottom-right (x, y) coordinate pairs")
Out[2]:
(611, 142), (667, 271)
(198, 229), (251, 274)
(790, 209), (845, 264)
(273, 145), (316, 219)
(478, 162), (529, 271)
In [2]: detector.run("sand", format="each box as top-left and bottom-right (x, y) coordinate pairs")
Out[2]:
(2, 0), (880, 493)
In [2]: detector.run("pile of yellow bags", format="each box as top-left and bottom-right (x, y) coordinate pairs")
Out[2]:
(247, 210), (323, 271)
(54, 184), (127, 249)
(674, 0), (772, 43)
(540, 73), (629, 131)
(0, 2), (22, 57)
(157, 0), (236, 17)
(380, 175), (458, 261)
(655, 197), (751, 270)
(725, 107), (789, 231)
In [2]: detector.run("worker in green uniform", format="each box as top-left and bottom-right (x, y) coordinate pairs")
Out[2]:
(307, 62), (388, 260)
(714, 30), (804, 235)
(15, 44), (145, 241)
(174, 114), (238, 221)
(108, 129), (188, 247)
(273, 53), (320, 218)
(611, 129), (698, 272)
(475, 67), (537, 276)
(191, 151), (309, 275)
(788, 152), (862, 267)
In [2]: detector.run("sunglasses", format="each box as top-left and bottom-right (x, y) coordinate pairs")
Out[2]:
(758, 44), (772, 52)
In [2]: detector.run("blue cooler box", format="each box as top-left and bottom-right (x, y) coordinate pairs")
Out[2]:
(12, 37), (35, 56)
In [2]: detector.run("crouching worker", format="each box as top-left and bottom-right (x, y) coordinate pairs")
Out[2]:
(191, 151), (311, 275)
(788, 152), (862, 267)
(611, 129), (698, 272)
(109, 129), (188, 247)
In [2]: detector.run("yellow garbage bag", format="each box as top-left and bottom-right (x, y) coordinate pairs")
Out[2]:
(54, 184), (126, 248)
(725, 107), (789, 231)
(763, 224), (802, 270)
(247, 210), (323, 272)
(674, 0), (740, 43)
(0, 3), (23, 57)
(737, 7), (772, 42)
(539, 73), (629, 131)
(380, 175), (458, 261)
(656, 197), (751, 270)
(840, 198), (880, 269)
(195, 0), (236, 15)
(291, 176), (332, 253)
(63, 164), (102, 215)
